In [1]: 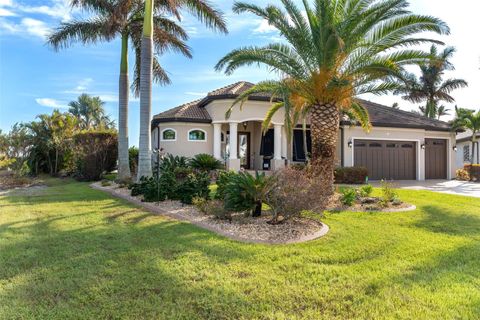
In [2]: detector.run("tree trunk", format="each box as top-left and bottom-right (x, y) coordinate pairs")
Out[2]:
(137, 0), (154, 181)
(117, 33), (131, 182)
(54, 148), (59, 176)
(309, 103), (340, 195)
(252, 201), (262, 217)
(302, 118), (309, 162)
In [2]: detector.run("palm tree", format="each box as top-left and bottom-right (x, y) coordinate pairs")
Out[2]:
(48, 0), (226, 182)
(395, 45), (467, 119)
(216, 0), (448, 191)
(452, 107), (480, 166)
(68, 93), (113, 129)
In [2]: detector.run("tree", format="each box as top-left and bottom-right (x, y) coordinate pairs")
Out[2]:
(216, 0), (448, 192)
(68, 93), (114, 129)
(395, 45), (467, 118)
(452, 107), (480, 166)
(49, 0), (226, 182)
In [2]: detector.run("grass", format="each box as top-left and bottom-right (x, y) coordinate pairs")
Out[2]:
(1, 178), (479, 319)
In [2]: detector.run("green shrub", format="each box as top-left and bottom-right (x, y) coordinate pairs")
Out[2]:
(189, 153), (223, 172)
(340, 187), (357, 206)
(224, 172), (275, 217)
(175, 172), (211, 204)
(334, 166), (368, 184)
(128, 146), (139, 175)
(193, 197), (231, 221)
(214, 170), (238, 200)
(101, 180), (111, 187)
(380, 180), (398, 207)
(160, 154), (189, 173)
(129, 176), (153, 197)
(358, 184), (373, 197)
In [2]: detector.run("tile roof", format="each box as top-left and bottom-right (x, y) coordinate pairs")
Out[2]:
(152, 81), (453, 132)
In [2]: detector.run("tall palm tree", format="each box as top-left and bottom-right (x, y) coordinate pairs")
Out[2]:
(48, 0), (227, 182)
(395, 45), (467, 118)
(216, 0), (448, 191)
(452, 107), (480, 166)
(68, 93), (113, 129)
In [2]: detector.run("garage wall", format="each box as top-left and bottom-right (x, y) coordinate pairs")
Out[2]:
(342, 126), (456, 180)
(152, 122), (213, 157)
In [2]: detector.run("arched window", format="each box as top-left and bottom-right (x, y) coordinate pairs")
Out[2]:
(188, 129), (207, 141)
(161, 128), (176, 141)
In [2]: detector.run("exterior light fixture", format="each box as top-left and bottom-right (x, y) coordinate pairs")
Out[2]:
(453, 145), (458, 152)
(242, 122), (248, 130)
(348, 141), (353, 148)
(421, 143), (425, 150)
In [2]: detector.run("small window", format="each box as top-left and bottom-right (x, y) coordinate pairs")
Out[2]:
(433, 141), (445, 146)
(369, 142), (382, 148)
(354, 142), (366, 147)
(402, 144), (413, 148)
(188, 129), (206, 141)
(386, 143), (396, 148)
(161, 128), (176, 141)
(464, 145), (470, 162)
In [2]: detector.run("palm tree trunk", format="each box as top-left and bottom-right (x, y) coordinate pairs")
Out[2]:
(302, 118), (309, 162)
(117, 33), (131, 182)
(137, 0), (154, 181)
(309, 103), (340, 195)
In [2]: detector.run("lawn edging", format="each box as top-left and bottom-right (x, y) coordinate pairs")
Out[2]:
(90, 182), (329, 245)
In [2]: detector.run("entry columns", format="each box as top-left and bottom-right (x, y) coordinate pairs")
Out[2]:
(228, 122), (240, 171)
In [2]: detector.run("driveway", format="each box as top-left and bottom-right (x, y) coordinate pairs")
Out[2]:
(371, 180), (480, 198)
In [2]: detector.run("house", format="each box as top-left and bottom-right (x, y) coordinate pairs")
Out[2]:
(455, 130), (479, 168)
(151, 81), (457, 181)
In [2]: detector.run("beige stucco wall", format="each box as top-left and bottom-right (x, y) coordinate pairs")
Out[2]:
(205, 99), (285, 125)
(342, 126), (456, 180)
(152, 122), (213, 158)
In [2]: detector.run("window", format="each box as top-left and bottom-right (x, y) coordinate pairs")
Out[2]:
(188, 129), (206, 141)
(161, 128), (176, 141)
(401, 144), (413, 148)
(464, 145), (470, 162)
(386, 143), (396, 148)
(369, 142), (382, 148)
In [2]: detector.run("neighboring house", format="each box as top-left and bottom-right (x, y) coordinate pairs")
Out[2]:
(455, 130), (480, 168)
(151, 81), (457, 181)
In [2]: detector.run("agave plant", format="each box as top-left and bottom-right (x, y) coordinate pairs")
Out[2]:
(224, 172), (275, 217)
(189, 153), (223, 172)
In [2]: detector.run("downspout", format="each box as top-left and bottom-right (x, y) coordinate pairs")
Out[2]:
(157, 125), (160, 150)
(340, 126), (345, 167)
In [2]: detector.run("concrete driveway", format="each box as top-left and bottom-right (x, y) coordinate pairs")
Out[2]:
(370, 180), (480, 198)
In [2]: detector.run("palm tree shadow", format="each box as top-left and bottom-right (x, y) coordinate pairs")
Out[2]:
(414, 205), (480, 236)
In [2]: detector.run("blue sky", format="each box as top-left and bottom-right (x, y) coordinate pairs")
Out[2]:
(1, 0), (479, 146)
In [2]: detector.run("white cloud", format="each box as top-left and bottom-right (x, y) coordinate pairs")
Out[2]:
(0, 8), (15, 16)
(253, 20), (277, 34)
(18, 0), (74, 22)
(0, 0), (12, 7)
(21, 17), (50, 38)
(36, 98), (68, 109)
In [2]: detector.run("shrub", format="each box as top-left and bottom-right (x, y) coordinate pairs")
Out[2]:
(101, 180), (111, 187)
(464, 164), (480, 181)
(224, 172), (275, 217)
(340, 187), (357, 206)
(73, 131), (117, 181)
(175, 172), (211, 204)
(265, 167), (329, 222)
(128, 146), (139, 175)
(358, 184), (373, 197)
(129, 176), (153, 197)
(380, 180), (398, 207)
(189, 153), (223, 172)
(214, 170), (238, 200)
(456, 168), (470, 181)
(160, 154), (189, 173)
(193, 197), (231, 221)
(334, 166), (368, 184)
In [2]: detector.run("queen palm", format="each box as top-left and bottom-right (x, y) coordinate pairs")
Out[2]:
(49, 0), (226, 182)
(216, 0), (449, 190)
(395, 45), (467, 119)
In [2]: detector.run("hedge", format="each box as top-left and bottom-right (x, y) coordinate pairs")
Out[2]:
(334, 166), (368, 184)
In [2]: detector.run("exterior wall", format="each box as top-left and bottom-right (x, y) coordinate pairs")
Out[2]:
(152, 122), (213, 158)
(206, 99), (284, 125)
(342, 126), (456, 180)
(456, 140), (479, 168)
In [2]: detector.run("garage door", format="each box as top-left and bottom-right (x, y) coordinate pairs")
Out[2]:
(425, 138), (447, 179)
(354, 140), (416, 180)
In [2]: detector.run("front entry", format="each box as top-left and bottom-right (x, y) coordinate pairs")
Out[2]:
(238, 132), (250, 169)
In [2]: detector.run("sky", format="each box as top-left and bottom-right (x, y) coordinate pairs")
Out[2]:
(0, 0), (479, 146)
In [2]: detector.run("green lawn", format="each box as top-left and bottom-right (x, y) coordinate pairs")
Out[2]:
(1, 178), (479, 319)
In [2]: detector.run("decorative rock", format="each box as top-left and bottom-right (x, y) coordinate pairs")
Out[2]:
(361, 197), (377, 204)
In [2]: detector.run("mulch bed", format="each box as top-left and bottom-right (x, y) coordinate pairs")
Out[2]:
(326, 193), (416, 212)
(91, 182), (329, 244)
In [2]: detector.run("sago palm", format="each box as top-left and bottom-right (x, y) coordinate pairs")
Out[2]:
(395, 45), (467, 118)
(216, 0), (449, 190)
(452, 107), (480, 166)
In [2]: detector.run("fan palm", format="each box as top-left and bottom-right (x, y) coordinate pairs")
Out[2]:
(395, 45), (467, 118)
(48, 0), (227, 182)
(452, 107), (480, 166)
(216, 0), (449, 190)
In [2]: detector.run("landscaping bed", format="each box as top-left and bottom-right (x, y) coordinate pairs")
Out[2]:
(91, 181), (328, 244)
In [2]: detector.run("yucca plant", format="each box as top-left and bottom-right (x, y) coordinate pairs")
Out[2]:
(216, 0), (449, 194)
(189, 153), (223, 172)
(224, 172), (275, 217)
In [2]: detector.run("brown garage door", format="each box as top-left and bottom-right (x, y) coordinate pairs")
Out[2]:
(354, 140), (416, 180)
(425, 138), (447, 179)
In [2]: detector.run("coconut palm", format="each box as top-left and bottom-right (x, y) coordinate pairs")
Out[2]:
(395, 45), (467, 118)
(216, 0), (449, 191)
(452, 107), (480, 166)
(68, 93), (113, 129)
(48, 0), (227, 182)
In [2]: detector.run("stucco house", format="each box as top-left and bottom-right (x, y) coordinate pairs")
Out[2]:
(455, 130), (479, 168)
(151, 81), (457, 181)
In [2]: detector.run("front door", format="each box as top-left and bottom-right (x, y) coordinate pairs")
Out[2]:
(238, 132), (250, 169)
(425, 138), (447, 179)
